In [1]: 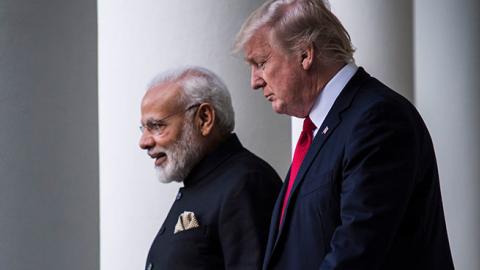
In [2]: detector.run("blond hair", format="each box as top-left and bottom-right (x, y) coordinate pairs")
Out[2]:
(234, 0), (355, 64)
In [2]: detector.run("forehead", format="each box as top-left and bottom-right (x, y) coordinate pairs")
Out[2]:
(244, 28), (273, 60)
(141, 82), (182, 118)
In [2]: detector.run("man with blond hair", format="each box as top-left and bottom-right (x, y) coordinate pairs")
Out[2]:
(235, 0), (453, 269)
(139, 66), (281, 270)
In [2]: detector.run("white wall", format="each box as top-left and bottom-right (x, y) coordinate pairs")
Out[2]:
(98, 1), (290, 269)
(0, 1), (99, 270)
(415, 1), (480, 269)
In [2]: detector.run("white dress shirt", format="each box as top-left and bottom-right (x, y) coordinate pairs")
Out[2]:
(309, 63), (358, 137)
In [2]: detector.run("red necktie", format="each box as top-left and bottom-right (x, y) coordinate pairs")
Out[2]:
(279, 116), (316, 225)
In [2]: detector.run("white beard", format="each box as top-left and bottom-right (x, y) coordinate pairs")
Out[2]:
(155, 121), (205, 183)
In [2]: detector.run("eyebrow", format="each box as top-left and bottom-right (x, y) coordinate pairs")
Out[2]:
(141, 118), (166, 126)
(245, 53), (264, 64)
(245, 57), (256, 64)
(146, 119), (166, 124)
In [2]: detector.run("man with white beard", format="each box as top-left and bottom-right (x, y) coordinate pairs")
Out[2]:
(139, 66), (282, 270)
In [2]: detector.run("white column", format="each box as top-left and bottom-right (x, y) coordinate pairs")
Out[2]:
(98, 1), (291, 269)
(415, 1), (480, 269)
(293, 1), (414, 155)
(0, 1), (99, 270)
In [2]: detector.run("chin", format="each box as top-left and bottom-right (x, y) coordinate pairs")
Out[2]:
(272, 101), (288, 115)
(155, 165), (177, 184)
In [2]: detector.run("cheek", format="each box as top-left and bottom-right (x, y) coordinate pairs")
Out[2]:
(267, 68), (293, 93)
(274, 79), (294, 100)
(152, 137), (171, 149)
(156, 128), (183, 147)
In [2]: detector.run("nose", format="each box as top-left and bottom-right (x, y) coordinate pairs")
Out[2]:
(250, 66), (266, 90)
(139, 131), (154, 150)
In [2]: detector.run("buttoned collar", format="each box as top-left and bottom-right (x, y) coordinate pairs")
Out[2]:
(183, 133), (243, 188)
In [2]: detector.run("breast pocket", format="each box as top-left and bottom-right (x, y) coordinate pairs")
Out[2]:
(167, 226), (210, 266)
(171, 225), (208, 241)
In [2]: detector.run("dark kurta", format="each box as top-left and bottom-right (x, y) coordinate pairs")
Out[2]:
(146, 134), (282, 270)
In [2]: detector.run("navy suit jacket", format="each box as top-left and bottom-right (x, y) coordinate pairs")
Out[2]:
(262, 68), (454, 270)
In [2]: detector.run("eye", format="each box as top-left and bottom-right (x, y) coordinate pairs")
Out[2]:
(257, 60), (266, 69)
(146, 121), (166, 132)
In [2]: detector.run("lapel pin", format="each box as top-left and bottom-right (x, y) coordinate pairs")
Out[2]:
(322, 126), (329, 134)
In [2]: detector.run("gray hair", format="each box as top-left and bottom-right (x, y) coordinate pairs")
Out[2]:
(147, 66), (235, 135)
(234, 0), (355, 64)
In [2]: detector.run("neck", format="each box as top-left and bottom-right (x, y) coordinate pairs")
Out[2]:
(301, 61), (346, 116)
(199, 129), (229, 155)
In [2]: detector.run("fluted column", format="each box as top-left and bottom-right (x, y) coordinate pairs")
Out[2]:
(415, 1), (480, 269)
(98, 1), (290, 269)
(0, 1), (99, 270)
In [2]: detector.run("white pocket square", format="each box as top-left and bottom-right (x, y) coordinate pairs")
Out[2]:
(174, 211), (200, 234)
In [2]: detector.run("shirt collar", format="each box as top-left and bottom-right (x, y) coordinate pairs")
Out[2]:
(309, 63), (358, 136)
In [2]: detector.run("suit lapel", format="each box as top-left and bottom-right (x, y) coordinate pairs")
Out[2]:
(270, 114), (342, 252)
(264, 68), (370, 266)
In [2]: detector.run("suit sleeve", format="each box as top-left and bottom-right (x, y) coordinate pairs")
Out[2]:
(219, 171), (280, 270)
(319, 103), (421, 270)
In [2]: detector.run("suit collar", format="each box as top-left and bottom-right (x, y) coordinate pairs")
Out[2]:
(309, 63), (358, 134)
(183, 133), (243, 188)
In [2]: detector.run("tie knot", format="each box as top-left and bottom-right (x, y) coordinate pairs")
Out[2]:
(303, 116), (316, 132)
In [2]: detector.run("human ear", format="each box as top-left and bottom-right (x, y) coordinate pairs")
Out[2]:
(195, 103), (215, 136)
(300, 44), (315, 70)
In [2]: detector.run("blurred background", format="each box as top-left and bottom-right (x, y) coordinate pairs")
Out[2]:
(1, 0), (478, 269)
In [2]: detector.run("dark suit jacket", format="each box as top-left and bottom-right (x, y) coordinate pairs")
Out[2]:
(145, 134), (282, 270)
(263, 68), (454, 270)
